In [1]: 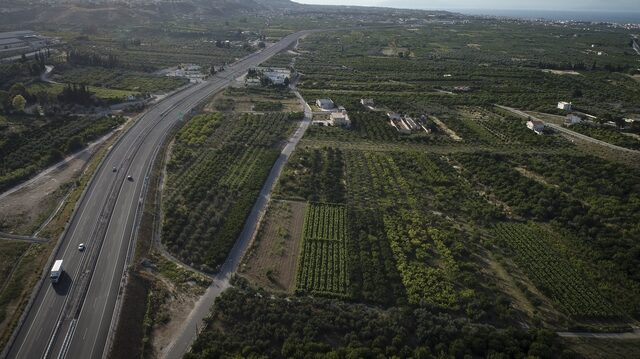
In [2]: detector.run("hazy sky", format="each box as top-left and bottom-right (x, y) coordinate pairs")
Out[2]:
(293, 0), (640, 12)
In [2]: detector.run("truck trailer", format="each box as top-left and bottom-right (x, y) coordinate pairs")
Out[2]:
(50, 259), (63, 284)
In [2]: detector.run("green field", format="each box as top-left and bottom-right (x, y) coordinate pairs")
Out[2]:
(494, 222), (618, 319)
(295, 203), (349, 296)
(55, 66), (188, 94)
(162, 112), (299, 272)
(0, 114), (126, 193)
(27, 82), (138, 101)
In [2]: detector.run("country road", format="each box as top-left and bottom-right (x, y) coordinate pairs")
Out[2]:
(496, 105), (640, 154)
(3, 30), (312, 359)
(160, 75), (313, 359)
(558, 327), (640, 339)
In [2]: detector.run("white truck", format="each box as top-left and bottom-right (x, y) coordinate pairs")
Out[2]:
(50, 259), (63, 284)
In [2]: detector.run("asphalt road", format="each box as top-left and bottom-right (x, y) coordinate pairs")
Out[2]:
(4, 30), (310, 359)
(496, 105), (640, 154)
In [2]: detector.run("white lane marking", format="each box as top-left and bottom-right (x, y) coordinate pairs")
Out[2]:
(14, 106), (167, 357)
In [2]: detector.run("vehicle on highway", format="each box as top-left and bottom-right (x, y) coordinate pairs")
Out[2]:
(50, 259), (63, 284)
(78, 243), (85, 251)
(127, 175), (133, 181)
(112, 166), (117, 172)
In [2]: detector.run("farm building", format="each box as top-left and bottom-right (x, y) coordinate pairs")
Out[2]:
(316, 98), (335, 110)
(330, 110), (351, 127)
(387, 112), (427, 134)
(260, 67), (291, 85)
(387, 112), (402, 121)
(527, 120), (545, 134)
(565, 114), (582, 126)
(557, 101), (572, 111)
(0, 30), (53, 56)
(360, 98), (375, 108)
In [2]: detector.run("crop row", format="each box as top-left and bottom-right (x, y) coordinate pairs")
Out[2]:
(494, 222), (619, 319)
(162, 112), (294, 272)
(296, 203), (349, 296)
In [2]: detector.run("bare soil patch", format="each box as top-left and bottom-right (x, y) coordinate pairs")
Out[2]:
(205, 88), (301, 114)
(0, 131), (115, 235)
(432, 116), (462, 141)
(381, 46), (413, 57)
(484, 253), (567, 328)
(515, 167), (558, 188)
(563, 337), (640, 358)
(542, 69), (581, 76)
(239, 200), (306, 292)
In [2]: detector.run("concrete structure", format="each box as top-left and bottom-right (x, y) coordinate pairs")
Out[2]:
(316, 98), (335, 110)
(330, 110), (351, 127)
(169, 64), (204, 82)
(387, 112), (402, 121)
(360, 98), (374, 108)
(565, 114), (582, 126)
(0, 30), (52, 54)
(256, 66), (291, 86)
(387, 112), (425, 134)
(527, 120), (545, 134)
(557, 101), (572, 111)
(403, 116), (420, 131)
(245, 77), (260, 87)
(453, 86), (471, 92)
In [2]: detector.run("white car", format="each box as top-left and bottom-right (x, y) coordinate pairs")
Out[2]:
(127, 175), (133, 181)
(78, 243), (86, 251)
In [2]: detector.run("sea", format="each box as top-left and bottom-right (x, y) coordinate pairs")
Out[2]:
(455, 9), (640, 24)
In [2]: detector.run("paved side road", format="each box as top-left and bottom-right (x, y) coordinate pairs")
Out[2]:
(161, 84), (312, 359)
(558, 327), (640, 339)
(496, 105), (640, 155)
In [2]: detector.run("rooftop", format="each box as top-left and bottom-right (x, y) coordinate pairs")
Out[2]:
(0, 30), (35, 40)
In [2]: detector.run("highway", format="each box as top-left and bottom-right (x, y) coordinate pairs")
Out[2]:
(4, 30), (311, 359)
(161, 80), (313, 359)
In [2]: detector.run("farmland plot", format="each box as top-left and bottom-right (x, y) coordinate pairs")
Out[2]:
(295, 203), (349, 297)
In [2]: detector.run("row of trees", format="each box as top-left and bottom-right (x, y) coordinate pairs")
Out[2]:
(186, 284), (572, 359)
(67, 49), (119, 68)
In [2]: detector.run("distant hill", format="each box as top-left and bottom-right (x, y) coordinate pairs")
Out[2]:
(0, 0), (302, 28)
(0, 0), (456, 30)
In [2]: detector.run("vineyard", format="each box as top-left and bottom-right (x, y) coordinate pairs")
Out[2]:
(343, 150), (480, 308)
(295, 203), (349, 297)
(162, 112), (297, 272)
(493, 222), (619, 319)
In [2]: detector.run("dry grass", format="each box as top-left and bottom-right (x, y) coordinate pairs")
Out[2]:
(239, 200), (306, 293)
(563, 337), (640, 358)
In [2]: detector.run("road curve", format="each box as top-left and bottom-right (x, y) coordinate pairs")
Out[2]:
(4, 30), (310, 359)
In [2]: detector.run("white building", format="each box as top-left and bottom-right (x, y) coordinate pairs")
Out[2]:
(557, 101), (572, 111)
(264, 72), (288, 85)
(330, 110), (351, 127)
(245, 78), (260, 87)
(403, 117), (421, 131)
(258, 67), (291, 86)
(565, 114), (582, 126)
(316, 98), (335, 110)
(360, 98), (374, 108)
(170, 64), (204, 82)
(387, 112), (402, 121)
(527, 120), (545, 134)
